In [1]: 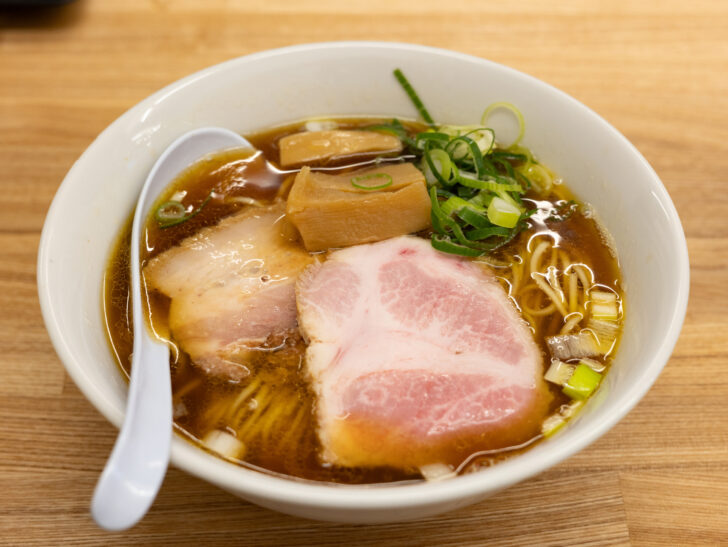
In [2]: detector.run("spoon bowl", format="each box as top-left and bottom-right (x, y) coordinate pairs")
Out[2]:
(90, 127), (251, 531)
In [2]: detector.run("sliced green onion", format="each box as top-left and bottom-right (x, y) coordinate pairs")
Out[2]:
(521, 163), (553, 194)
(562, 399), (585, 418)
(578, 358), (606, 373)
(590, 290), (619, 321)
(155, 201), (186, 223)
(440, 195), (484, 216)
(487, 196), (521, 228)
(446, 135), (486, 176)
(546, 331), (601, 360)
(481, 102), (526, 147)
(415, 131), (451, 148)
(541, 414), (566, 438)
(456, 207), (490, 229)
(440, 125), (474, 136)
(591, 303), (618, 321)
(495, 188), (524, 210)
(544, 359), (575, 386)
(350, 173), (393, 190)
(379, 78), (537, 259)
(393, 69), (435, 126)
(367, 119), (416, 148)
(429, 187), (485, 249)
(434, 187), (458, 199)
(456, 185), (478, 198)
(431, 234), (483, 257)
(542, 400), (585, 438)
(491, 149), (529, 162)
(438, 196), (491, 229)
(480, 155), (498, 176)
(463, 127), (495, 156)
(429, 186), (454, 233)
(155, 193), (212, 229)
(465, 225), (511, 240)
(514, 170), (533, 191)
(586, 318), (620, 354)
(439, 126), (495, 156)
(457, 174), (523, 194)
(562, 363), (602, 400)
(423, 148), (454, 185)
(504, 144), (533, 163)
(469, 231), (519, 252)
(439, 196), (465, 216)
(492, 158), (515, 180)
(467, 191), (493, 209)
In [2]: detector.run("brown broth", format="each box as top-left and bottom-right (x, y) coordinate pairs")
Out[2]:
(103, 118), (623, 483)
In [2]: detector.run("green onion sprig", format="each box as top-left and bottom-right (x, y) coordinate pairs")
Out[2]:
(393, 69), (435, 127)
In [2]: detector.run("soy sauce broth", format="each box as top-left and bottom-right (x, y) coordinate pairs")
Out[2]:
(103, 118), (623, 483)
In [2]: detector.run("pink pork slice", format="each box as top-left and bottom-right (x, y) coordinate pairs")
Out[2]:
(296, 236), (550, 470)
(143, 202), (313, 381)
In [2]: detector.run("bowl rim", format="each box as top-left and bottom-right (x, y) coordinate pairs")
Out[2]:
(38, 40), (690, 511)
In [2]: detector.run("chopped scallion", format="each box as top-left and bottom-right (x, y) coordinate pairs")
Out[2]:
(387, 70), (571, 258)
(562, 363), (602, 400)
(544, 359), (575, 386)
(586, 318), (620, 354)
(487, 196), (521, 228)
(154, 201), (186, 223)
(457, 174), (523, 194)
(423, 148), (454, 185)
(521, 163), (553, 194)
(542, 400), (585, 438)
(440, 196), (484, 216)
(155, 193), (212, 229)
(590, 290), (619, 321)
(578, 358), (606, 373)
(481, 102), (526, 147)
(456, 207), (491, 229)
(546, 331), (602, 360)
(430, 234), (483, 257)
(350, 173), (393, 190)
(541, 414), (566, 438)
(465, 225), (511, 240)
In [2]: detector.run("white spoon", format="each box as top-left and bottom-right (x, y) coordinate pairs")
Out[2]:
(91, 127), (251, 531)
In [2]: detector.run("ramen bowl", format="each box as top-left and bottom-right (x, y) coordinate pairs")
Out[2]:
(38, 42), (689, 523)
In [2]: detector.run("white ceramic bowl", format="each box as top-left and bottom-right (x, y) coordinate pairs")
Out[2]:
(38, 42), (689, 523)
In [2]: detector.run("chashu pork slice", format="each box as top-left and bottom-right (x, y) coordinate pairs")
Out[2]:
(144, 202), (313, 381)
(296, 236), (550, 470)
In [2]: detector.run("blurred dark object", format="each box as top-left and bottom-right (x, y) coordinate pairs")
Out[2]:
(0, 0), (83, 28)
(0, 0), (76, 5)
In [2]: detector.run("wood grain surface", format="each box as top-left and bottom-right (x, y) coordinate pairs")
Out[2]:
(1, 1), (727, 545)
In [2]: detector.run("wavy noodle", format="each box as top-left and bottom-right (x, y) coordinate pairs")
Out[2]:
(567, 270), (578, 314)
(173, 376), (202, 402)
(560, 312), (584, 334)
(503, 236), (594, 338)
(191, 366), (309, 462)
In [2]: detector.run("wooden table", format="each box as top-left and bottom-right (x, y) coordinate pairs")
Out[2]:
(1, 1), (727, 545)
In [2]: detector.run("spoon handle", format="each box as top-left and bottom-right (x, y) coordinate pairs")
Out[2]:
(91, 335), (172, 531)
(90, 127), (251, 530)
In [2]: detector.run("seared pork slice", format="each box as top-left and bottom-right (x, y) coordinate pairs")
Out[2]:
(144, 202), (313, 381)
(278, 130), (403, 168)
(296, 236), (549, 470)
